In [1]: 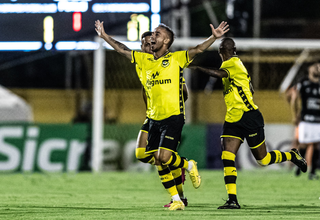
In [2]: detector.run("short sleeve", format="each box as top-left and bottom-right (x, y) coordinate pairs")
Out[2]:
(220, 59), (234, 78)
(174, 51), (191, 68)
(131, 51), (142, 66)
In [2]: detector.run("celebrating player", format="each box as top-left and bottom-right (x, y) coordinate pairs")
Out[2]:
(189, 37), (307, 209)
(134, 31), (188, 207)
(95, 19), (229, 210)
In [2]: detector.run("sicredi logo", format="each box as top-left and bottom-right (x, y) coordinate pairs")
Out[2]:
(0, 126), (86, 172)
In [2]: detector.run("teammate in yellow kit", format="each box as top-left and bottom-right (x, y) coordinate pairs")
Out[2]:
(190, 37), (307, 209)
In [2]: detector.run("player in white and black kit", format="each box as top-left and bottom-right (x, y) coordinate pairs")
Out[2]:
(291, 63), (320, 179)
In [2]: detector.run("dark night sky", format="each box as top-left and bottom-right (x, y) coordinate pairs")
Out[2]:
(1, 0), (320, 89)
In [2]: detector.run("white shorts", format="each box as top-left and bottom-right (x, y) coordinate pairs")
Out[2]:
(298, 121), (320, 144)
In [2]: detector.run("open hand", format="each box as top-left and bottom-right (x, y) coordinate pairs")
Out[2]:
(95, 20), (105, 37)
(210, 21), (229, 39)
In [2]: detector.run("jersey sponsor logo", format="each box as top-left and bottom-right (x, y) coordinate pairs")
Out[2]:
(161, 59), (169, 68)
(146, 78), (172, 88)
(151, 71), (160, 79)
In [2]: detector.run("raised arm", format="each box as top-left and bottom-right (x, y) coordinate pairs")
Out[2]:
(189, 66), (228, 78)
(188, 21), (229, 60)
(95, 20), (132, 60)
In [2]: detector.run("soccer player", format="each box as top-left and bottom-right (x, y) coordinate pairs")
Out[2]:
(290, 63), (320, 180)
(135, 31), (188, 207)
(95, 19), (229, 210)
(189, 37), (307, 209)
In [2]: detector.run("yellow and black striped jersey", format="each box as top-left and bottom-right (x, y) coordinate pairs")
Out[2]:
(220, 56), (258, 123)
(132, 50), (191, 121)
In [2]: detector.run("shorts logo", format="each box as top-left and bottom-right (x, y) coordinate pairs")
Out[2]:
(161, 59), (169, 68)
(165, 135), (174, 140)
(249, 133), (257, 137)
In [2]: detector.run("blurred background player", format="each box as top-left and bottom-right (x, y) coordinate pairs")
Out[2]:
(290, 62), (320, 180)
(95, 19), (229, 210)
(189, 37), (307, 209)
(134, 31), (188, 207)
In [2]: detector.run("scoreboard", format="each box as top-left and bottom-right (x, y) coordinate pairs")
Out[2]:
(0, 0), (161, 51)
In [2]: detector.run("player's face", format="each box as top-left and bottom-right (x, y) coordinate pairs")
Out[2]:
(309, 65), (320, 83)
(150, 27), (168, 52)
(141, 35), (152, 54)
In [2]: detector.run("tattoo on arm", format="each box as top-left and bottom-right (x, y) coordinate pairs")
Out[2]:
(111, 38), (130, 52)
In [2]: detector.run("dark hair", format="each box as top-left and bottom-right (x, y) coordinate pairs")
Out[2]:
(158, 23), (175, 48)
(141, 31), (152, 39)
(219, 37), (236, 55)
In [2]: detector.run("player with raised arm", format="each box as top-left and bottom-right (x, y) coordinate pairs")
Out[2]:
(134, 31), (188, 207)
(189, 37), (307, 209)
(95, 20), (229, 210)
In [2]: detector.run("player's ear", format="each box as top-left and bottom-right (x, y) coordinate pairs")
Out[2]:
(164, 38), (170, 45)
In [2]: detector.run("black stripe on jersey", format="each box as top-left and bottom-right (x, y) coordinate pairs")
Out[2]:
(179, 66), (184, 114)
(231, 80), (254, 111)
(221, 68), (230, 78)
(185, 51), (188, 62)
(132, 51), (136, 63)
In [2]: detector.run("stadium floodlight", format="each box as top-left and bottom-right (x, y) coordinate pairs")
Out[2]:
(92, 3), (150, 13)
(151, 0), (160, 13)
(0, 42), (42, 51)
(55, 41), (99, 50)
(151, 13), (160, 31)
(57, 1), (88, 13)
(0, 3), (57, 13)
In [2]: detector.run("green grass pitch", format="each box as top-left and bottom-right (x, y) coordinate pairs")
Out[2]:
(0, 169), (319, 219)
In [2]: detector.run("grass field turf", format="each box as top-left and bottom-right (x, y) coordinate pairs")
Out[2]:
(0, 169), (319, 220)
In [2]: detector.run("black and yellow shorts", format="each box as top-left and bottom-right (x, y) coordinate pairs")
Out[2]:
(146, 114), (185, 154)
(221, 109), (265, 149)
(140, 117), (149, 133)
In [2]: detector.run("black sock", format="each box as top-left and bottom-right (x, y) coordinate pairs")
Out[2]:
(311, 148), (319, 175)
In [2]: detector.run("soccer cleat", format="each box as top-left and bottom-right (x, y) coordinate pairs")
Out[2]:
(218, 200), (241, 209)
(168, 200), (185, 211)
(290, 148), (307, 173)
(163, 198), (188, 208)
(188, 160), (201, 189)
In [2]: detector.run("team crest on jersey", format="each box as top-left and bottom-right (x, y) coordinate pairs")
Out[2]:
(161, 59), (169, 68)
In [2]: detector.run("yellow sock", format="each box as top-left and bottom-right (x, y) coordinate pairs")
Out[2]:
(164, 152), (188, 169)
(170, 167), (184, 198)
(222, 151), (237, 201)
(257, 150), (291, 166)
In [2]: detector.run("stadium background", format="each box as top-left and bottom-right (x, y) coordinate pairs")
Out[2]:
(0, 0), (320, 172)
